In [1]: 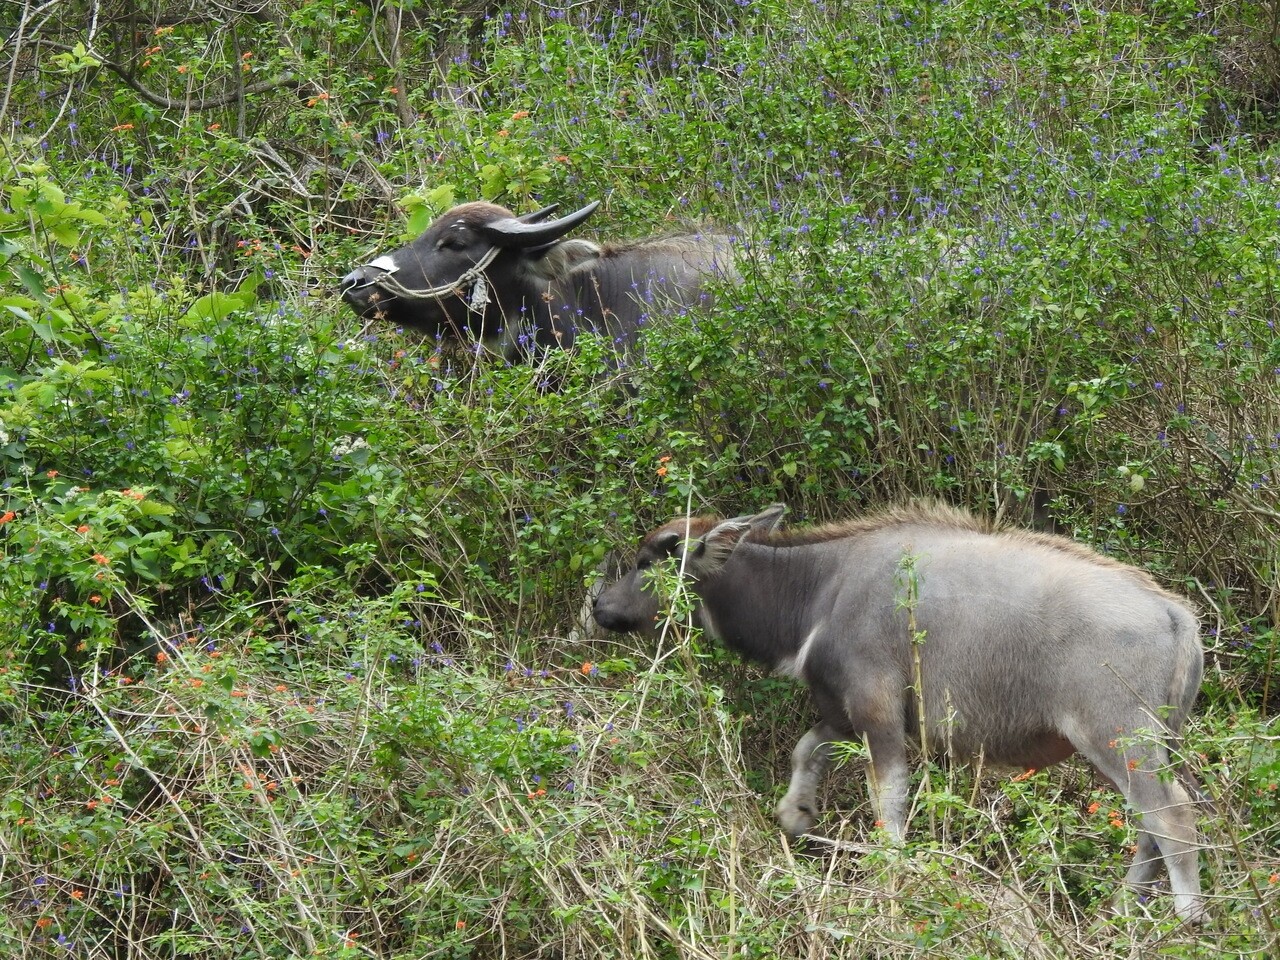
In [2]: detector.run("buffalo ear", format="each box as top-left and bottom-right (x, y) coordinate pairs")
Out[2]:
(689, 504), (786, 573)
(648, 530), (683, 557)
(689, 516), (755, 573)
(747, 503), (787, 535)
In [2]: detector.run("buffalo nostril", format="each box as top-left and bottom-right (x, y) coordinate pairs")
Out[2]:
(339, 269), (363, 292)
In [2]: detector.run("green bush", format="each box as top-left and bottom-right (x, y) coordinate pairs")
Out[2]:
(3, 0), (1280, 955)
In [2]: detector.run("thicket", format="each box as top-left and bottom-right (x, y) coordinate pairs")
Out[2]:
(1, 0), (1279, 956)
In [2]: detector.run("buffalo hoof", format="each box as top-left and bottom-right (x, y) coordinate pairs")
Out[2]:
(775, 795), (819, 837)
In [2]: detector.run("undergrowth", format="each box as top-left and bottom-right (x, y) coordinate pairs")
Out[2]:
(2, 0), (1279, 956)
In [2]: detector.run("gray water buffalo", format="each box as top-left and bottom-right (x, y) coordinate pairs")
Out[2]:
(593, 502), (1207, 922)
(340, 200), (735, 361)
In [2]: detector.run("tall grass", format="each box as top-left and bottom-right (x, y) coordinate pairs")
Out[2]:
(2, 0), (1279, 955)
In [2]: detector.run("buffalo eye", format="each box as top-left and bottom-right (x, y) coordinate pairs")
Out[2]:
(436, 233), (467, 251)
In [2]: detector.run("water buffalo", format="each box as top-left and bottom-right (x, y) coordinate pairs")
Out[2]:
(340, 200), (735, 361)
(593, 502), (1207, 923)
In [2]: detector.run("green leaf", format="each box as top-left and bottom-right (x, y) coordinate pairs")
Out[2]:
(2, 301), (35, 323)
(136, 500), (176, 518)
(14, 264), (48, 302)
(186, 291), (254, 322)
(48, 222), (81, 246)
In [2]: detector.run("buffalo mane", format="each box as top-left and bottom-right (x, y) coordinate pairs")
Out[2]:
(740, 502), (1185, 601)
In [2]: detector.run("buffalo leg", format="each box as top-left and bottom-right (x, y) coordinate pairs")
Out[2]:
(865, 726), (911, 841)
(1125, 778), (1204, 923)
(776, 722), (840, 836)
(1123, 829), (1164, 894)
(1069, 719), (1206, 923)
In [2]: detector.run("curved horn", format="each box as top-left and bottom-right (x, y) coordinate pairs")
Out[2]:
(475, 200), (600, 249)
(518, 203), (559, 223)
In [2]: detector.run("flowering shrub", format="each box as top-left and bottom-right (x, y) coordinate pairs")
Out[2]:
(0, 479), (203, 677)
(3, 0), (1280, 956)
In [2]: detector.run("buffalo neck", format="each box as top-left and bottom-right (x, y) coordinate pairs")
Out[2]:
(692, 541), (825, 671)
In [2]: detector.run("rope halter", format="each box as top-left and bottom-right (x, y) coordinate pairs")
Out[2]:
(351, 245), (502, 315)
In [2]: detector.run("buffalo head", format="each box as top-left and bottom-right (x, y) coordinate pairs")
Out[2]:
(340, 200), (600, 345)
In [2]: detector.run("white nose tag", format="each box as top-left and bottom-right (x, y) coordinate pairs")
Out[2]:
(367, 255), (399, 273)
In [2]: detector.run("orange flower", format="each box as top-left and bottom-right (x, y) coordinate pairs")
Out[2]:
(1010, 767), (1036, 783)
(177, 64), (188, 74)
(656, 466), (668, 478)
(46, 470), (58, 478)
(89, 595), (102, 605)
(511, 110), (530, 121)
(1087, 801), (1101, 814)
(0, 511), (15, 524)
(35, 918), (52, 929)
(496, 129), (509, 137)
(1127, 758), (1139, 771)
(188, 678), (204, 688)
(91, 553), (110, 565)
(580, 661), (594, 675)
(76, 525), (90, 534)
(241, 51), (253, 59)
(387, 86), (400, 94)
(1270, 873), (1278, 884)
(207, 123), (221, 131)
(455, 920), (466, 931)
(156, 652), (169, 663)
(555, 155), (570, 163)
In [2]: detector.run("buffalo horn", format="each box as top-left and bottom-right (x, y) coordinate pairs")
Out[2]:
(476, 200), (600, 248)
(518, 203), (559, 223)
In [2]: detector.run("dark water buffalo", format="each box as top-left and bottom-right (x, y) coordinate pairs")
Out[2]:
(340, 200), (735, 361)
(593, 502), (1207, 922)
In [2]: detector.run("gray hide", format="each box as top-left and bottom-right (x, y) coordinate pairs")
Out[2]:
(593, 502), (1207, 923)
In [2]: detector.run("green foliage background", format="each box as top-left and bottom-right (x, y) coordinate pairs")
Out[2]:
(1, 0), (1279, 956)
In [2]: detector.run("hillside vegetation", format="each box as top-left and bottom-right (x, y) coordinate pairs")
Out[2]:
(2, 0), (1279, 956)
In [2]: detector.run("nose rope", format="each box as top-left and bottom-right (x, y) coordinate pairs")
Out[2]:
(357, 246), (501, 314)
